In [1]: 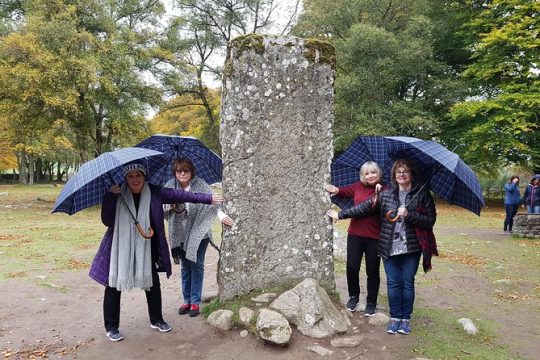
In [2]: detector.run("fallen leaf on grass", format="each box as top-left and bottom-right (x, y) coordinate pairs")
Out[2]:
(67, 258), (90, 270)
(0, 234), (25, 241)
(7, 271), (27, 278)
(517, 240), (540, 247)
(439, 253), (486, 266)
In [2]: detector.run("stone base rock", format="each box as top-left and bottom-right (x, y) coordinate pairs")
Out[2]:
(256, 308), (292, 345)
(270, 278), (348, 338)
(207, 309), (234, 331)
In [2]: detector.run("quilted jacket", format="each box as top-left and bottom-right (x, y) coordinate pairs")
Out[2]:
(339, 184), (436, 259)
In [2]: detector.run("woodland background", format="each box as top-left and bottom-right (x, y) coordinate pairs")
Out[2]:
(0, 0), (538, 184)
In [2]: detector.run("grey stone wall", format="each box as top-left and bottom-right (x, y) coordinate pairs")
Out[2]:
(513, 214), (540, 238)
(218, 35), (336, 300)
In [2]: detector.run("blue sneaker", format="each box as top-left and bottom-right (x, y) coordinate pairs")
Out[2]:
(346, 296), (359, 312)
(151, 320), (172, 333)
(398, 319), (411, 334)
(106, 329), (124, 342)
(386, 318), (401, 334)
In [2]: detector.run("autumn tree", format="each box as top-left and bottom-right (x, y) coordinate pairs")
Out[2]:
(151, 89), (221, 152)
(0, 0), (172, 182)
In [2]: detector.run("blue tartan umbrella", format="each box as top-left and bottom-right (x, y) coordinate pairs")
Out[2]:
(52, 147), (165, 215)
(331, 136), (485, 215)
(135, 135), (222, 186)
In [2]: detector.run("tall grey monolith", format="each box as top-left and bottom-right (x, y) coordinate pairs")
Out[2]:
(218, 35), (336, 300)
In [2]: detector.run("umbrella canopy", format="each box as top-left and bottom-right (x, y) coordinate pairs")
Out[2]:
(331, 136), (485, 215)
(135, 135), (222, 186)
(52, 147), (165, 215)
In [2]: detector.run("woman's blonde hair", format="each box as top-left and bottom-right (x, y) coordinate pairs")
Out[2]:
(359, 161), (383, 186)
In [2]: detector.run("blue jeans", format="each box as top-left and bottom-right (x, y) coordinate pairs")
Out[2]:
(527, 205), (540, 214)
(180, 237), (209, 305)
(383, 252), (421, 320)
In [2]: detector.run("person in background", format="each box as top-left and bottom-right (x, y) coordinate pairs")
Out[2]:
(165, 158), (234, 318)
(503, 176), (520, 232)
(521, 175), (540, 214)
(324, 161), (383, 316)
(89, 163), (222, 342)
(327, 159), (436, 335)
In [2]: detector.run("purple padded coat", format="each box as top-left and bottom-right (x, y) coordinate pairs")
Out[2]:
(89, 184), (212, 286)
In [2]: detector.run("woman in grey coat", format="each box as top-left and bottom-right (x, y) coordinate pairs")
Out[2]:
(165, 158), (234, 317)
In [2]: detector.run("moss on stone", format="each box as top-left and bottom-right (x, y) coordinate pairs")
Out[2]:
(303, 38), (336, 70)
(230, 33), (265, 59)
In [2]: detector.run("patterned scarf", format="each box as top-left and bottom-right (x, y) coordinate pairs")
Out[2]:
(165, 176), (218, 263)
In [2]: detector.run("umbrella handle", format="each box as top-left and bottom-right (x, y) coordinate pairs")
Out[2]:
(136, 223), (154, 240)
(385, 209), (401, 223)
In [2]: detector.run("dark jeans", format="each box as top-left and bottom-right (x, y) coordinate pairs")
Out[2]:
(504, 204), (519, 231)
(346, 234), (381, 306)
(180, 237), (209, 305)
(383, 251), (421, 320)
(103, 267), (163, 332)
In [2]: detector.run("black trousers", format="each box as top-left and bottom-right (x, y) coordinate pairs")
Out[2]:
(504, 204), (519, 231)
(346, 234), (381, 306)
(103, 267), (163, 332)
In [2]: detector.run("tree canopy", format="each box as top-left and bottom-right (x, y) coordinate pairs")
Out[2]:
(445, 0), (539, 172)
(0, 0), (538, 182)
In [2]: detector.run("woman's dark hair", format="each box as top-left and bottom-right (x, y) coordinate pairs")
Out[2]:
(172, 158), (195, 177)
(390, 159), (415, 185)
(509, 175), (519, 185)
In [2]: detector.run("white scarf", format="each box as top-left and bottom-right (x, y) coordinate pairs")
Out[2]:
(108, 182), (153, 291)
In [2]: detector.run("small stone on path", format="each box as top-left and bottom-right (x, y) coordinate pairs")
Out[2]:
(306, 345), (334, 356)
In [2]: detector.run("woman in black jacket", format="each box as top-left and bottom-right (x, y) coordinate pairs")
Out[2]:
(327, 159), (436, 335)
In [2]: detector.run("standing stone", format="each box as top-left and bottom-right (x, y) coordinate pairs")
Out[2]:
(219, 35), (336, 300)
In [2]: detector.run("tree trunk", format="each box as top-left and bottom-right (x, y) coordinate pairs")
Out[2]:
(28, 154), (34, 185)
(17, 151), (27, 185)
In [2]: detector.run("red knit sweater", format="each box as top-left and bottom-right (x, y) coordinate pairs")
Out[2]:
(337, 182), (381, 239)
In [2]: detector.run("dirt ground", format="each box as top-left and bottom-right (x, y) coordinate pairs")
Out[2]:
(0, 227), (538, 360)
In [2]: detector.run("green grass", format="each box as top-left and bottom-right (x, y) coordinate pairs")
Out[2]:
(412, 307), (514, 360)
(0, 184), (104, 281)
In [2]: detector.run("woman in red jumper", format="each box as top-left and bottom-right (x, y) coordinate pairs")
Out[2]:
(325, 161), (383, 315)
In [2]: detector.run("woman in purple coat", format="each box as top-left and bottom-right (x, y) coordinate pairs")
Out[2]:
(89, 163), (222, 342)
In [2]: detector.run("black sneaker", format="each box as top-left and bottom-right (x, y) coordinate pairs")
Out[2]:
(189, 304), (200, 317)
(106, 329), (124, 342)
(346, 296), (359, 312)
(150, 320), (172, 333)
(178, 303), (190, 315)
(364, 303), (376, 317)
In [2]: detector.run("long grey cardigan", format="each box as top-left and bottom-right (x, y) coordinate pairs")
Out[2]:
(165, 176), (218, 263)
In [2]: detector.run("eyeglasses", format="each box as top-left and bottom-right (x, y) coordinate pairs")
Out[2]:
(175, 169), (191, 174)
(396, 171), (411, 176)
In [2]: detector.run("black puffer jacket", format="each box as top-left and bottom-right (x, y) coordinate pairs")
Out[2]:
(339, 184), (436, 259)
